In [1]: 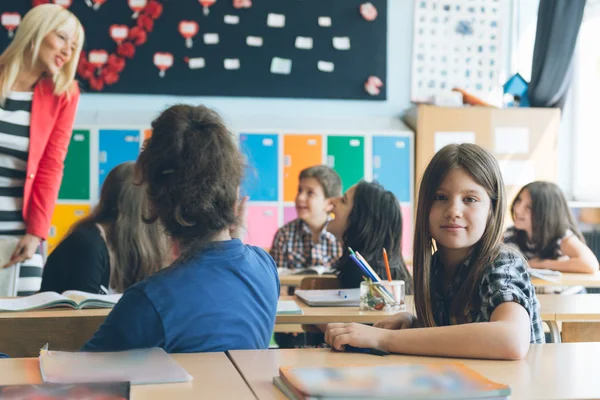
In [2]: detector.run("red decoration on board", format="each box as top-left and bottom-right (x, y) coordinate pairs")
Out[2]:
(364, 76), (383, 96)
(1, 12), (21, 38)
(233, 0), (251, 9)
(129, 0), (148, 19)
(199, 0), (216, 16)
(70, 0), (164, 91)
(153, 52), (173, 78)
(109, 24), (129, 45)
(360, 2), (378, 21)
(178, 20), (199, 48)
(52, 0), (72, 8)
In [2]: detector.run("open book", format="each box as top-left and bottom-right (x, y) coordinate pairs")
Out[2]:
(0, 291), (122, 312)
(274, 363), (510, 399)
(278, 266), (334, 276)
(295, 289), (360, 307)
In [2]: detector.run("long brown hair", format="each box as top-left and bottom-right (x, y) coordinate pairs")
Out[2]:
(136, 104), (244, 261)
(68, 162), (168, 292)
(414, 144), (506, 327)
(511, 181), (584, 259)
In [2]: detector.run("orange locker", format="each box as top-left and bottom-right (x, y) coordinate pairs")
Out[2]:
(48, 204), (91, 254)
(283, 135), (323, 202)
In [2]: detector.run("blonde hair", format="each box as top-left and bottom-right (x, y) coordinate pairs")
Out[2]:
(414, 144), (506, 327)
(0, 4), (84, 101)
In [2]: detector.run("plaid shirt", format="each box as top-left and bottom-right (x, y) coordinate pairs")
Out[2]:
(431, 245), (545, 344)
(270, 218), (342, 270)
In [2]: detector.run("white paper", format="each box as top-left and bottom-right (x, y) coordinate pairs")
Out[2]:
(318, 16), (331, 27)
(317, 61), (334, 72)
(434, 131), (475, 152)
(494, 127), (529, 154)
(224, 15), (239, 25)
(203, 33), (219, 45)
(224, 59), (240, 70)
(295, 36), (313, 50)
(270, 57), (292, 75)
(333, 36), (351, 50)
(188, 57), (205, 69)
(498, 160), (535, 186)
(246, 36), (263, 47)
(267, 13), (285, 28)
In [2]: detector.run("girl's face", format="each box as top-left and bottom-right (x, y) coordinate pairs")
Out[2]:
(512, 188), (533, 234)
(429, 168), (491, 259)
(327, 184), (356, 240)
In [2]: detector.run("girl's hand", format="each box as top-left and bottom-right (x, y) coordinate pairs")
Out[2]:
(3, 234), (41, 268)
(373, 312), (417, 330)
(325, 322), (387, 351)
(528, 258), (545, 269)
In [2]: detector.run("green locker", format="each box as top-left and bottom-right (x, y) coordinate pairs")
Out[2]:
(58, 130), (90, 200)
(327, 136), (365, 192)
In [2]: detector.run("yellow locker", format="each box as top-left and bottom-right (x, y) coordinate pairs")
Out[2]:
(48, 204), (91, 254)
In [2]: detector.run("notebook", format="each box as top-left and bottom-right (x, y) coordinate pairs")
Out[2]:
(527, 268), (561, 283)
(39, 346), (193, 385)
(295, 289), (360, 307)
(274, 363), (511, 399)
(0, 291), (122, 312)
(278, 266), (334, 276)
(0, 382), (130, 399)
(277, 300), (304, 315)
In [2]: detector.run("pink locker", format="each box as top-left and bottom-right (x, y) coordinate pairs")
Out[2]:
(245, 205), (279, 249)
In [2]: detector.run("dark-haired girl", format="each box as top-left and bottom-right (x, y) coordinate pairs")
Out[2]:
(82, 105), (279, 353)
(327, 180), (413, 294)
(504, 181), (598, 274)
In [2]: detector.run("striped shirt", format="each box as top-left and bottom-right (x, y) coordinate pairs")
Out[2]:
(270, 218), (341, 270)
(0, 91), (43, 296)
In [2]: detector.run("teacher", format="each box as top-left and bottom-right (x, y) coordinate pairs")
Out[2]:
(0, 4), (83, 295)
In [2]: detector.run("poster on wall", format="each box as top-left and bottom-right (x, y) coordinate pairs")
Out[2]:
(0, 0), (387, 100)
(410, 0), (503, 103)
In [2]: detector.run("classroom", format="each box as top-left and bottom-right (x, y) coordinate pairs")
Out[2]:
(0, 0), (598, 398)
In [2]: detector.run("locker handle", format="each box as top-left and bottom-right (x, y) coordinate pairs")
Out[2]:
(284, 155), (291, 167)
(264, 210), (274, 217)
(99, 151), (107, 163)
(73, 134), (85, 141)
(327, 155), (335, 168)
(50, 226), (56, 237)
(373, 155), (381, 169)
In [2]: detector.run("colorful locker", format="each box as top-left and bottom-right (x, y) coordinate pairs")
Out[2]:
(98, 130), (141, 189)
(240, 134), (278, 202)
(245, 205), (279, 249)
(48, 204), (91, 253)
(283, 206), (297, 225)
(327, 136), (364, 192)
(283, 135), (323, 202)
(58, 130), (90, 200)
(372, 136), (412, 203)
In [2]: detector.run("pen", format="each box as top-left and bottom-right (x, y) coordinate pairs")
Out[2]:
(383, 248), (392, 282)
(100, 285), (109, 294)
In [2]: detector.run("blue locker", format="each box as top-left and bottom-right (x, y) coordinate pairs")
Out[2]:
(240, 133), (278, 201)
(98, 130), (141, 189)
(372, 136), (411, 203)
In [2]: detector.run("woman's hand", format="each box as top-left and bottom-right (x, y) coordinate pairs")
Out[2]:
(325, 322), (388, 351)
(3, 234), (41, 268)
(373, 312), (417, 330)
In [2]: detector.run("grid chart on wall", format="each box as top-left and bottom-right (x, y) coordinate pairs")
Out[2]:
(52, 128), (415, 258)
(411, 0), (504, 103)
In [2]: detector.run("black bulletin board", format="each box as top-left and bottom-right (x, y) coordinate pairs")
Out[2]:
(0, 0), (387, 100)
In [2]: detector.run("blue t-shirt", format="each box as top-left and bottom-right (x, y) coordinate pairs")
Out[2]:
(82, 239), (279, 353)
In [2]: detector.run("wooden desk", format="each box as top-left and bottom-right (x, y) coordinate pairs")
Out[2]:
(279, 274), (335, 287)
(229, 344), (600, 400)
(538, 294), (600, 343)
(531, 272), (600, 287)
(0, 309), (109, 357)
(0, 352), (255, 399)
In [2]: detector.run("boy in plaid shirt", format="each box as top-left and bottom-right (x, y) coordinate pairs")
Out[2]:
(270, 166), (342, 271)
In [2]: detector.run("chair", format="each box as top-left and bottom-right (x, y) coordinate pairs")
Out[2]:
(561, 322), (600, 342)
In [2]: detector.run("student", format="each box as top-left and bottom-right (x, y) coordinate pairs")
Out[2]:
(504, 181), (599, 274)
(82, 104), (279, 353)
(39, 162), (169, 295)
(270, 165), (342, 271)
(325, 144), (544, 360)
(327, 180), (413, 293)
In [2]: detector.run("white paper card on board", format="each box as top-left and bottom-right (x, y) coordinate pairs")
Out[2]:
(224, 58), (240, 70)
(270, 57), (292, 75)
(188, 57), (205, 69)
(224, 15), (239, 25)
(267, 13), (285, 28)
(333, 37), (351, 50)
(499, 160), (535, 186)
(204, 33), (219, 45)
(434, 132), (475, 152)
(295, 36), (313, 50)
(246, 36), (263, 47)
(318, 16), (332, 27)
(494, 127), (529, 154)
(317, 61), (334, 72)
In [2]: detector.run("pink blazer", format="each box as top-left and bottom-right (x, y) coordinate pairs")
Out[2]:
(24, 79), (80, 239)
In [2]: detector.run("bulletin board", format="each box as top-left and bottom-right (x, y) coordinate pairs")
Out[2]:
(0, 0), (387, 100)
(411, 0), (503, 103)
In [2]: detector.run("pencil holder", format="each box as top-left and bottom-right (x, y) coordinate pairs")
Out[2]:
(359, 279), (405, 312)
